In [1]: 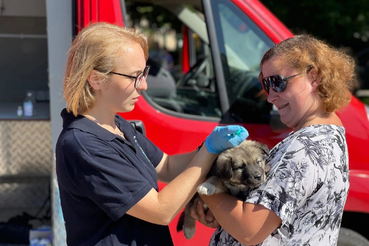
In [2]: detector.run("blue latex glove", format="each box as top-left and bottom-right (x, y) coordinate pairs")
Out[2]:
(205, 125), (249, 154)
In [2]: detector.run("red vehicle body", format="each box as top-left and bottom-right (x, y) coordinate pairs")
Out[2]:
(74, 0), (369, 245)
(1, 0), (368, 245)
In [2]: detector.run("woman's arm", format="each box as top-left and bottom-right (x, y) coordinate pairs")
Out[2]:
(200, 192), (281, 245)
(155, 150), (197, 183)
(126, 145), (217, 225)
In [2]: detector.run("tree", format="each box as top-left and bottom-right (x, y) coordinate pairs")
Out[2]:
(260, 0), (369, 89)
(260, 0), (369, 53)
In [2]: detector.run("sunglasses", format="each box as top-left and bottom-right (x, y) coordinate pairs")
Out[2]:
(109, 66), (150, 88)
(262, 73), (300, 94)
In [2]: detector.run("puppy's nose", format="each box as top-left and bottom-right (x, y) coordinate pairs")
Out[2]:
(253, 174), (262, 181)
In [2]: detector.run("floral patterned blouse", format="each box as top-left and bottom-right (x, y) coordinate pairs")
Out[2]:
(209, 124), (350, 246)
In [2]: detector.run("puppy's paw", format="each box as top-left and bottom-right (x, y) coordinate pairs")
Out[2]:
(183, 226), (196, 239)
(198, 176), (225, 195)
(197, 182), (216, 195)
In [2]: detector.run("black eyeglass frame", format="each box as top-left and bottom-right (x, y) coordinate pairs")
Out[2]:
(262, 73), (300, 94)
(109, 65), (150, 88)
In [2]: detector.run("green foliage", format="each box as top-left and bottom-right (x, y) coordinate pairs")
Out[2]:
(357, 95), (369, 105)
(260, 0), (369, 53)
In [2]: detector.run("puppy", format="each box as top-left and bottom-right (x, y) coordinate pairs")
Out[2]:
(177, 140), (270, 239)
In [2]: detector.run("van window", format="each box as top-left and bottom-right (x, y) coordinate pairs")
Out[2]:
(212, 0), (275, 123)
(147, 39), (221, 118)
(126, 3), (222, 119)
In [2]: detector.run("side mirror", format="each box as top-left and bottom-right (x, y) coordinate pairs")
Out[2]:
(129, 120), (146, 136)
(270, 105), (289, 133)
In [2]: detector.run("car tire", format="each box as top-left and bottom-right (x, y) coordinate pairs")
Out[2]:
(338, 227), (369, 246)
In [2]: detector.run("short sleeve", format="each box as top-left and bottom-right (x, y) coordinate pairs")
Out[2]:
(117, 116), (164, 167)
(135, 129), (164, 167)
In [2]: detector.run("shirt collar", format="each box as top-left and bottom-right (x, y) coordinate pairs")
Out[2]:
(61, 108), (124, 141)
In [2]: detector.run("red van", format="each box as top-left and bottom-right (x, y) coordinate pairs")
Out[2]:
(74, 0), (369, 245)
(1, 0), (367, 245)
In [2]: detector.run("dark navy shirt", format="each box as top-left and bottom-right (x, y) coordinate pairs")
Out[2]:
(56, 109), (173, 246)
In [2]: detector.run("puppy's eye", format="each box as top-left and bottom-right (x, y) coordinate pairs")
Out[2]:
(256, 159), (263, 165)
(232, 164), (245, 171)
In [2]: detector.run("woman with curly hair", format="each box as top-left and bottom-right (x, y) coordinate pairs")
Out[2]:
(192, 34), (354, 246)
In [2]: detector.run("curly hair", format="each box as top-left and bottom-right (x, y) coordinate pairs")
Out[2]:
(63, 22), (149, 116)
(260, 34), (355, 113)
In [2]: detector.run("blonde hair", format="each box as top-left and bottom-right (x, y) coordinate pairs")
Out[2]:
(260, 34), (355, 113)
(63, 22), (149, 116)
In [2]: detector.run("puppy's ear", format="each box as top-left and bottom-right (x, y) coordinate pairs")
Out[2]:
(256, 142), (269, 156)
(213, 156), (233, 179)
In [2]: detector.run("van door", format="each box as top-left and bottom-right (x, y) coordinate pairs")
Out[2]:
(203, 0), (295, 147)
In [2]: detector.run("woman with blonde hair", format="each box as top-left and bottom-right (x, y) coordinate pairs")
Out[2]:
(56, 22), (248, 246)
(193, 34), (354, 246)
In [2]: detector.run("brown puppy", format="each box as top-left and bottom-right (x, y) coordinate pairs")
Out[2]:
(177, 140), (270, 239)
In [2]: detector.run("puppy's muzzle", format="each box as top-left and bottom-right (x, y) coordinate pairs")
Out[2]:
(244, 171), (265, 187)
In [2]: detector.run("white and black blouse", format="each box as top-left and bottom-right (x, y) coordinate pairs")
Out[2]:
(209, 124), (350, 246)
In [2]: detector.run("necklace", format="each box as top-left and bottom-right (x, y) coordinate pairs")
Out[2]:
(83, 114), (125, 138)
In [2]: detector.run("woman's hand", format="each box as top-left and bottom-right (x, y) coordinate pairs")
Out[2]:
(205, 125), (248, 154)
(189, 200), (220, 229)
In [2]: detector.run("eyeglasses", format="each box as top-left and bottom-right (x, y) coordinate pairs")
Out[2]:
(261, 73), (300, 94)
(109, 66), (150, 88)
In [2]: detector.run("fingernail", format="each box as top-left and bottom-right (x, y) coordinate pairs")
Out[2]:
(227, 128), (242, 137)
